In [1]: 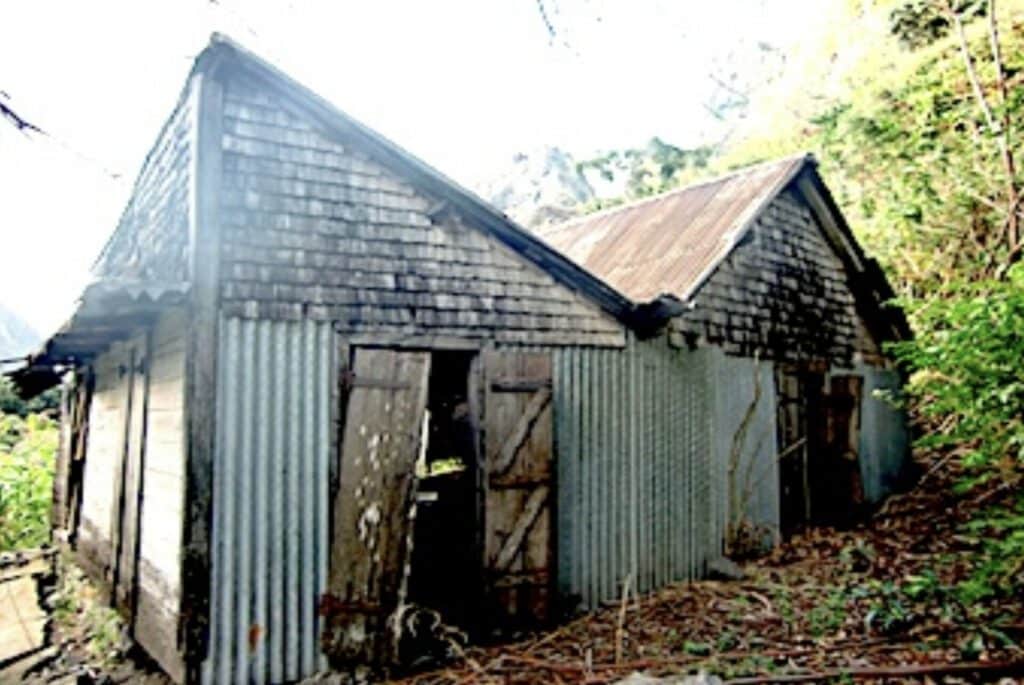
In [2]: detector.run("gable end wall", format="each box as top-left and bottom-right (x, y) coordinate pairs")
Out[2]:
(673, 189), (883, 365)
(216, 74), (624, 348)
(95, 84), (195, 281)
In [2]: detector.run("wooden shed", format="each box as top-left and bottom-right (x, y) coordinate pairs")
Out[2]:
(11, 36), (909, 685)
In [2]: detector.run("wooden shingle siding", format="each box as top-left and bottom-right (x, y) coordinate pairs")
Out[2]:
(218, 78), (623, 347)
(96, 89), (194, 281)
(135, 308), (187, 683)
(676, 190), (881, 365)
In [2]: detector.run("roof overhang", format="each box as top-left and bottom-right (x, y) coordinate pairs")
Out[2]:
(5, 280), (189, 397)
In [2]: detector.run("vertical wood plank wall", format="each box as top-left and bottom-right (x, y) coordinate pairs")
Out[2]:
(74, 310), (188, 682)
(137, 309), (189, 682)
(78, 343), (132, 578)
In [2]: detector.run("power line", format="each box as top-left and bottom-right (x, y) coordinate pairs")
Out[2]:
(0, 90), (123, 181)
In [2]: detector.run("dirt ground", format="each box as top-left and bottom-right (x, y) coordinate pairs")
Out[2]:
(9, 449), (1023, 684)
(389, 450), (1024, 684)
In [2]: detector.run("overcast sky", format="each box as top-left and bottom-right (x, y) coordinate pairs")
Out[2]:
(0, 0), (817, 336)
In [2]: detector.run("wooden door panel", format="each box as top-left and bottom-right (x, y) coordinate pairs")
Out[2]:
(323, 348), (431, 667)
(812, 375), (864, 522)
(483, 350), (554, 626)
(112, 336), (148, 620)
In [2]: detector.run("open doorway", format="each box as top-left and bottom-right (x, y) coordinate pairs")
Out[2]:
(777, 369), (865, 534)
(407, 351), (481, 632)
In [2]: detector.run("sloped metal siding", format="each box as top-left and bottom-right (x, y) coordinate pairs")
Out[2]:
(554, 336), (718, 610)
(202, 317), (334, 684)
(854, 364), (910, 503)
(711, 351), (780, 543)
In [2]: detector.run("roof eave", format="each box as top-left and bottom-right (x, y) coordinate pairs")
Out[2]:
(679, 153), (814, 303)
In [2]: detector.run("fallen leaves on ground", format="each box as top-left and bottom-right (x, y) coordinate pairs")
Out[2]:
(391, 453), (1024, 684)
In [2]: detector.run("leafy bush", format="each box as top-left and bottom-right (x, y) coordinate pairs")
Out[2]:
(0, 411), (58, 551)
(0, 376), (60, 418)
(891, 267), (1024, 482)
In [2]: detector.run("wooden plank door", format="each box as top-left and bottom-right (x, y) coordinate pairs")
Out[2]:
(482, 350), (554, 626)
(111, 335), (149, 618)
(323, 348), (431, 667)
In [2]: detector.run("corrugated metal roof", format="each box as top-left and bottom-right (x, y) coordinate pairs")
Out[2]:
(536, 154), (811, 303)
(5, 280), (189, 396)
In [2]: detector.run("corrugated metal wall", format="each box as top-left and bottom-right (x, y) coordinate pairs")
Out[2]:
(711, 351), (780, 544)
(202, 317), (334, 684)
(854, 363), (910, 504)
(553, 336), (719, 610)
(202, 324), (729, 679)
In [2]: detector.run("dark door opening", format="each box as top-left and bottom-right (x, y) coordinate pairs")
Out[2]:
(406, 349), (557, 636)
(408, 351), (482, 633)
(327, 347), (556, 670)
(808, 374), (864, 526)
(777, 368), (865, 534)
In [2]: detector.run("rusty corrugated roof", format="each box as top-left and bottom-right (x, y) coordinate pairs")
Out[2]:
(536, 154), (812, 303)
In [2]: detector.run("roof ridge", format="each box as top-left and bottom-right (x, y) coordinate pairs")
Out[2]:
(539, 152), (813, 237)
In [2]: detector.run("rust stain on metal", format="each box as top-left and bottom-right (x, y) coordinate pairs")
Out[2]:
(247, 624), (262, 653)
(536, 154), (810, 303)
(318, 593), (384, 617)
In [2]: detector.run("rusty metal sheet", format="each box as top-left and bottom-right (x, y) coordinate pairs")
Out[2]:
(537, 155), (810, 303)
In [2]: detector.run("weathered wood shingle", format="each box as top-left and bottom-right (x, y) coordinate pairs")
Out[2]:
(673, 190), (881, 364)
(95, 91), (194, 281)
(218, 78), (624, 347)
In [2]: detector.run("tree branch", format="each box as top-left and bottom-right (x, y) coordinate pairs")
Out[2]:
(939, 0), (1020, 257)
(987, 0), (1020, 251)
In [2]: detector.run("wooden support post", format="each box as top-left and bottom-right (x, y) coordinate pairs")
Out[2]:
(180, 65), (225, 684)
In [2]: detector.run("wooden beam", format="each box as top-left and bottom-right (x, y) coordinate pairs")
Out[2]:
(490, 387), (552, 476)
(180, 67), (224, 684)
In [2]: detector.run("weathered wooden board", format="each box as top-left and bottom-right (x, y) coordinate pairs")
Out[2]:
(813, 374), (865, 521)
(0, 558), (50, 666)
(482, 350), (554, 626)
(323, 348), (431, 667)
(78, 343), (132, 583)
(113, 334), (148, 616)
(136, 308), (187, 683)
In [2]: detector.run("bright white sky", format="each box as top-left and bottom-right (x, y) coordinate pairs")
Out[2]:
(0, 0), (818, 336)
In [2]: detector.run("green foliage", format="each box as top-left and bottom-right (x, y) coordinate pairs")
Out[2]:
(52, 553), (130, 667)
(0, 411), (57, 551)
(682, 640), (712, 656)
(891, 267), (1024, 479)
(857, 580), (916, 635)
(812, 29), (1023, 292)
(806, 588), (848, 637)
(577, 138), (715, 203)
(956, 494), (1024, 603)
(0, 376), (60, 418)
(889, 0), (985, 50)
